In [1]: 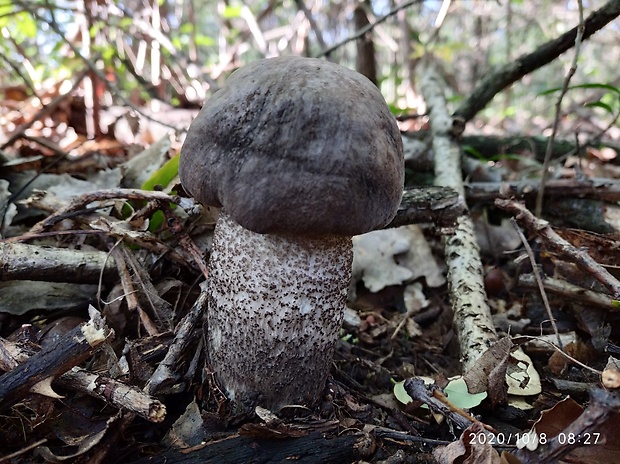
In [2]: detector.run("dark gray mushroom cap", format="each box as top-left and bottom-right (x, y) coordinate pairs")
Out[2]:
(179, 56), (404, 236)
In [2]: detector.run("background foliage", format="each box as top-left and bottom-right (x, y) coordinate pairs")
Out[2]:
(2, 0), (619, 137)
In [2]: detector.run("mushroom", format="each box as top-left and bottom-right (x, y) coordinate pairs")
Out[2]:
(180, 56), (404, 414)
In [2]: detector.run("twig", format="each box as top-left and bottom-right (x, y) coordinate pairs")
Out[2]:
(162, 202), (209, 279)
(314, 0), (422, 58)
(0, 242), (116, 283)
(403, 377), (483, 432)
(25, 5), (185, 133)
(0, 439), (48, 462)
(295, 0), (328, 53)
(0, 307), (109, 412)
(515, 335), (601, 375)
(510, 219), (562, 349)
(496, 198), (620, 298)
(13, 186), (460, 238)
(0, 49), (40, 102)
(28, 188), (191, 233)
(241, 5), (267, 54)
(59, 367), (166, 423)
(466, 178), (620, 204)
(424, 0), (451, 47)
(518, 274), (618, 310)
(144, 289), (207, 395)
(0, 333), (166, 423)
(387, 186), (465, 229)
(110, 245), (160, 336)
(535, 0), (585, 217)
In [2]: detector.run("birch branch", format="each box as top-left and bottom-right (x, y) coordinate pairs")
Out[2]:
(420, 62), (496, 371)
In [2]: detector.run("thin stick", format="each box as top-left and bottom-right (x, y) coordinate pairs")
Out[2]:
(0, 439), (48, 462)
(510, 218), (563, 349)
(315, 0), (422, 58)
(295, 0), (327, 53)
(535, 0), (585, 217)
(497, 198), (620, 298)
(517, 335), (601, 375)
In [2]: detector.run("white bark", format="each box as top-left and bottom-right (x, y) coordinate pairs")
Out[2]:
(420, 64), (498, 371)
(206, 211), (352, 413)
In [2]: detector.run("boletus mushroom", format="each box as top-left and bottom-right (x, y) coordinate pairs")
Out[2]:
(180, 56), (404, 414)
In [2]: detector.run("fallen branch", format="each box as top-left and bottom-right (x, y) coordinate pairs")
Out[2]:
(145, 289), (207, 395)
(388, 186), (464, 229)
(518, 274), (616, 310)
(496, 198), (620, 298)
(0, 307), (109, 412)
(130, 431), (362, 464)
(466, 178), (620, 204)
(0, 242), (116, 283)
(59, 367), (166, 423)
(419, 62), (497, 371)
(0, 319), (165, 423)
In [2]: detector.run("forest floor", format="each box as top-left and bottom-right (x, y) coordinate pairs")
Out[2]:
(1, 92), (620, 464)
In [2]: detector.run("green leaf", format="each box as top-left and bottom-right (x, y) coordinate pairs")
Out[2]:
(13, 11), (36, 39)
(393, 380), (413, 405)
(463, 145), (484, 159)
(119, 17), (134, 28)
(585, 101), (614, 115)
(570, 83), (620, 95)
(195, 34), (215, 47)
(180, 23), (194, 34)
(222, 5), (242, 19)
(393, 377), (487, 409)
(540, 82), (620, 97)
(138, 154), (180, 232)
(140, 153), (179, 191)
(148, 210), (166, 232)
(443, 377), (487, 409)
(0, 4), (18, 28)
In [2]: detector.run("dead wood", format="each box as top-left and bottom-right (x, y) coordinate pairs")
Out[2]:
(403, 132), (586, 166)
(129, 431), (362, 464)
(460, 134), (580, 163)
(145, 289), (207, 395)
(419, 62), (498, 371)
(387, 185), (465, 230)
(496, 198), (620, 298)
(58, 367), (166, 423)
(0, 308), (109, 412)
(0, 317), (165, 423)
(467, 178), (620, 204)
(403, 377), (472, 431)
(518, 274), (615, 310)
(0, 242), (116, 283)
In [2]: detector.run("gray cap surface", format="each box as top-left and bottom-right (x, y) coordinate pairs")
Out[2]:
(179, 56), (404, 236)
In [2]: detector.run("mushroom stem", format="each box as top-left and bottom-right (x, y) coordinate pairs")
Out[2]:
(206, 211), (352, 413)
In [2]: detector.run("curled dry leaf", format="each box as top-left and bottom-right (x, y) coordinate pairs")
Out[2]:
(433, 422), (502, 464)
